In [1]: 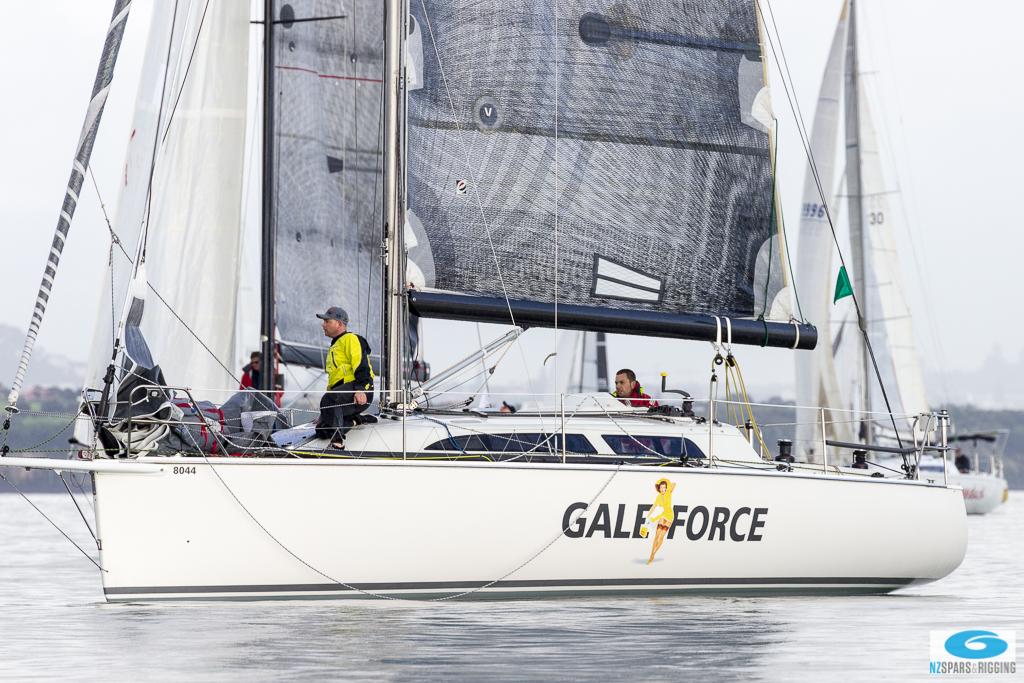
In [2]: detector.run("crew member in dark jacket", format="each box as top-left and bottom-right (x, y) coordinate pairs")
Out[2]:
(240, 351), (262, 390)
(315, 306), (375, 448)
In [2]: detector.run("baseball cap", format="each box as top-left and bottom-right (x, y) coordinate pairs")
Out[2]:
(316, 306), (349, 323)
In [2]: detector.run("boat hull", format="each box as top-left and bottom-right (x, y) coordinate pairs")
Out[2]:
(93, 458), (967, 601)
(952, 471), (1008, 514)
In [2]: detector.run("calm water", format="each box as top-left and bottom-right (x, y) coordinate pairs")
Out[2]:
(0, 492), (1020, 681)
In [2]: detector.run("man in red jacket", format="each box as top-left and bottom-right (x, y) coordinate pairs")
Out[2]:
(613, 368), (659, 408)
(240, 351), (262, 390)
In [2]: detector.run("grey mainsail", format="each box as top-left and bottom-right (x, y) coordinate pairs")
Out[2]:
(271, 0), (384, 367)
(404, 1), (805, 347)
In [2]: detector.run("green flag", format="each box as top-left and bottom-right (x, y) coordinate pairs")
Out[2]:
(834, 266), (853, 304)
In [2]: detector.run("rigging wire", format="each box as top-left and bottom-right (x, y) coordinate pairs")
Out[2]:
(137, 0), (182, 265)
(757, 0), (904, 448)
(87, 165), (119, 348)
(415, 0), (541, 401)
(107, 0), (242, 387)
(870, 2), (952, 406)
(185, 417), (625, 601)
(58, 472), (99, 548)
(159, 0), (213, 148)
(87, 177), (242, 386)
(0, 471), (105, 572)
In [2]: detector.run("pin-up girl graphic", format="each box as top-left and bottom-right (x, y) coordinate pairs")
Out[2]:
(643, 478), (676, 565)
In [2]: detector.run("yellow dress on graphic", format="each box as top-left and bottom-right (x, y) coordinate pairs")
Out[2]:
(649, 488), (674, 526)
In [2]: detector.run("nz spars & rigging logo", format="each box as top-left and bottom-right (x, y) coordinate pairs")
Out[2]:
(929, 629), (1016, 676)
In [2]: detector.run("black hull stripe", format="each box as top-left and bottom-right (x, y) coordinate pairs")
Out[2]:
(105, 576), (915, 595)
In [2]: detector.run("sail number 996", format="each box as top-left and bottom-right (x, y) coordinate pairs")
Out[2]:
(172, 466), (197, 475)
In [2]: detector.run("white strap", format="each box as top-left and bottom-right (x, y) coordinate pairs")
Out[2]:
(791, 320), (801, 350)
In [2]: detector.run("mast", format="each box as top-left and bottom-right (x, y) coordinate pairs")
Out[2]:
(260, 0), (277, 393)
(382, 0), (408, 405)
(844, 0), (871, 441)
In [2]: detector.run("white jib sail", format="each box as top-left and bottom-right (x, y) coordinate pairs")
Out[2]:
(83, 1), (250, 404)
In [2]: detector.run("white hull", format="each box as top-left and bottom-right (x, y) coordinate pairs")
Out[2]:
(952, 471), (1008, 515)
(91, 457), (967, 601)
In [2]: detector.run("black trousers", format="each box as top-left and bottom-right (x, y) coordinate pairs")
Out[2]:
(317, 381), (373, 441)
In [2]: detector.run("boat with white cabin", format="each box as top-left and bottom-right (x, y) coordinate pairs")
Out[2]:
(0, 0), (967, 601)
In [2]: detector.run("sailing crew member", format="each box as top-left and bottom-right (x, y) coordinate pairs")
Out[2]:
(612, 368), (659, 407)
(239, 348), (284, 407)
(315, 306), (375, 449)
(240, 351), (261, 390)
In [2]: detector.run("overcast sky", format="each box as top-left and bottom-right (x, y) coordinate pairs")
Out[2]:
(1, 1), (1022, 404)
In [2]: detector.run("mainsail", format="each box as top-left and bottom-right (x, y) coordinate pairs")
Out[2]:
(855, 99), (929, 421)
(404, 1), (814, 349)
(270, 0), (384, 368)
(794, 1), (853, 459)
(795, 0), (928, 451)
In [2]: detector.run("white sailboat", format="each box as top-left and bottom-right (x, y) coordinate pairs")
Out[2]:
(1, 0), (967, 601)
(792, 0), (1007, 514)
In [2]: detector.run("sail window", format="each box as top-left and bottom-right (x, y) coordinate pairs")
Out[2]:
(279, 4), (295, 28)
(426, 433), (597, 454)
(602, 435), (705, 458)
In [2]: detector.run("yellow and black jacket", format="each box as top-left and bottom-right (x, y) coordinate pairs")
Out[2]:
(325, 332), (374, 390)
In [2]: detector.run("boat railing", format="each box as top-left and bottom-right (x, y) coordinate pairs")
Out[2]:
(72, 384), (957, 483)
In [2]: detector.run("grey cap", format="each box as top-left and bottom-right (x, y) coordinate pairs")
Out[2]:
(316, 306), (349, 323)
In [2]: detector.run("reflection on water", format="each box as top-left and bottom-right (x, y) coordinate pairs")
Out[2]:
(0, 494), (1020, 681)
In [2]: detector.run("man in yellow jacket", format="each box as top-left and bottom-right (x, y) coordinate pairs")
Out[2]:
(315, 306), (375, 448)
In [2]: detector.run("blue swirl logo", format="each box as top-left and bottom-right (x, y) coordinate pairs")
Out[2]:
(944, 630), (1008, 659)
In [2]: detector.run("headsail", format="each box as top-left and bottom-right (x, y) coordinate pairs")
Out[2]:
(270, 0), (384, 368)
(404, 1), (814, 349)
(84, 0), (250, 400)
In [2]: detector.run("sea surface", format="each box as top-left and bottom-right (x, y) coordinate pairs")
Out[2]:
(0, 492), (1020, 681)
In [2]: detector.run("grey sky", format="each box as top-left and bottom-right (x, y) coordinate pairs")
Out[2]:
(1, 1), (1022, 404)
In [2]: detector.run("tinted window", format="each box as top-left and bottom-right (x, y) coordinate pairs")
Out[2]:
(602, 435), (705, 458)
(426, 433), (596, 454)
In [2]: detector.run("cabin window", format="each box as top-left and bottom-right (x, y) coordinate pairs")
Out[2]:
(425, 433), (597, 454)
(601, 435), (705, 458)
